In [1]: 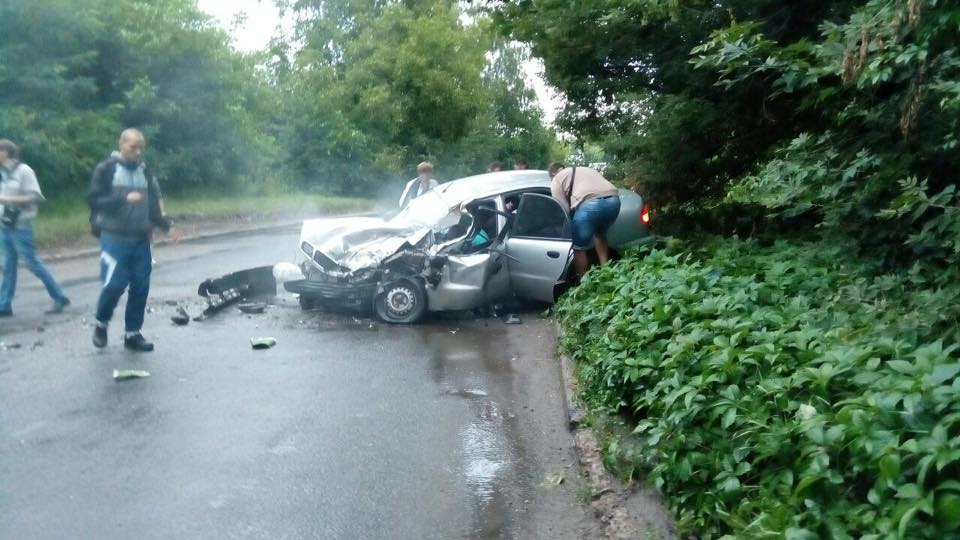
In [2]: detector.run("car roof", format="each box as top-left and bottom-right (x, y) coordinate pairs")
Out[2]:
(434, 170), (551, 203)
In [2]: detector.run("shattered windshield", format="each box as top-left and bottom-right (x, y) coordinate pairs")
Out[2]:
(390, 186), (461, 231)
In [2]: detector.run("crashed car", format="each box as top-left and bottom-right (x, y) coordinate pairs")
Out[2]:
(283, 170), (653, 323)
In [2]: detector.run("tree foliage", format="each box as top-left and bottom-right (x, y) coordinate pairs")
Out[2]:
(282, 0), (557, 194)
(493, 1), (857, 204)
(0, 0), (277, 196)
(0, 0), (554, 200)
(693, 0), (960, 268)
(495, 0), (960, 268)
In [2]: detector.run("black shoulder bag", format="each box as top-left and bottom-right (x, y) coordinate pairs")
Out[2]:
(1, 162), (23, 229)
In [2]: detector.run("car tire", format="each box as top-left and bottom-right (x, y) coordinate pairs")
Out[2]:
(299, 294), (320, 311)
(374, 278), (427, 324)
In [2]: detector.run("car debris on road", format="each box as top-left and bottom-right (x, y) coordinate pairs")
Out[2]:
(250, 337), (277, 350)
(171, 306), (191, 326)
(197, 266), (276, 320)
(113, 369), (151, 381)
(238, 302), (267, 314)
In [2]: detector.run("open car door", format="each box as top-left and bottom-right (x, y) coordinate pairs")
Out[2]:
(503, 193), (573, 303)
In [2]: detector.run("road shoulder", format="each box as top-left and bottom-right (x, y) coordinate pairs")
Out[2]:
(556, 326), (678, 540)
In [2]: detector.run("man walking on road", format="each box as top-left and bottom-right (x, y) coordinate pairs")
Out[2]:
(0, 139), (71, 317)
(398, 161), (439, 210)
(87, 129), (173, 352)
(549, 163), (621, 277)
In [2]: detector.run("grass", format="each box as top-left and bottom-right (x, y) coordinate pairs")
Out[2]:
(33, 193), (373, 249)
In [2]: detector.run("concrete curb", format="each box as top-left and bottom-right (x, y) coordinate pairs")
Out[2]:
(555, 324), (677, 540)
(46, 221), (302, 263)
(44, 220), (304, 263)
(41, 209), (383, 264)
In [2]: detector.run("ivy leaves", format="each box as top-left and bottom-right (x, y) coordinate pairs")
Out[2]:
(558, 240), (960, 539)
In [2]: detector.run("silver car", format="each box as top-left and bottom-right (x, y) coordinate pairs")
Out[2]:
(284, 170), (652, 323)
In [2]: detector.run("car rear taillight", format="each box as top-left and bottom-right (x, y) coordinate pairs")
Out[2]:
(640, 203), (651, 225)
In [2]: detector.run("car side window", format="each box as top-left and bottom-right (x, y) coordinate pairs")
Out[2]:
(512, 194), (571, 240)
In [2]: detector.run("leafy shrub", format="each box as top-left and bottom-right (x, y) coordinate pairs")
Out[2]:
(557, 238), (960, 539)
(693, 0), (960, 268)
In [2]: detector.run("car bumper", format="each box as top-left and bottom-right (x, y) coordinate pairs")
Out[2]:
(284, 279), (378, 307)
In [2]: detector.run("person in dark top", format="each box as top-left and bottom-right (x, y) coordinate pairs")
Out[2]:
(87, 129), (175, 352)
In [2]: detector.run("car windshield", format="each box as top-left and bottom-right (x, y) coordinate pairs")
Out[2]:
(389, 186), (461, 231)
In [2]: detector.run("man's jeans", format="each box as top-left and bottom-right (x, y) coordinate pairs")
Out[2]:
(95, 233), (152, 332)
(0, 224), (68, 311)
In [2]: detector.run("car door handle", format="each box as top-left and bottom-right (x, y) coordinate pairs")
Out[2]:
(547, 251), (560, 259)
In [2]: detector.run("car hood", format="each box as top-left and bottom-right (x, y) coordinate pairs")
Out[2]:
(299, 216), (433, 273)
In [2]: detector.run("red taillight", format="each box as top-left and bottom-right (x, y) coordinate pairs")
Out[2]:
(640, 203), (651, 225)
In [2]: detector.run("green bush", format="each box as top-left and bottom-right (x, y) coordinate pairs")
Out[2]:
(557, 239), (960, 539)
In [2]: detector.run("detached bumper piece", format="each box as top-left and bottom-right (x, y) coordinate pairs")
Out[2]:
(284, 279), (378, 307)
(197, 266), (277, 318)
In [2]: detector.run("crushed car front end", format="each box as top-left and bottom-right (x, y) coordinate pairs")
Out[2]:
(283, 188), (512, 322)
(284, 216), (448, 315)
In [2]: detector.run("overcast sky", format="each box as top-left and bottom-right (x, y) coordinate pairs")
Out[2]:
(196, 0), (561, 125)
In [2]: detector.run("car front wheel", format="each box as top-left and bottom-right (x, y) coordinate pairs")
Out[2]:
(299, 294), (321, 311)
(374, 278), (427, 324)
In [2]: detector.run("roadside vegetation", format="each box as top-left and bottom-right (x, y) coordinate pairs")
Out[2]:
(558, 239), (960, 538)
(494, 0), (960, 538)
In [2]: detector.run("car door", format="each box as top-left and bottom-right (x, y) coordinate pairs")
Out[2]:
(503, 193), (573, 303)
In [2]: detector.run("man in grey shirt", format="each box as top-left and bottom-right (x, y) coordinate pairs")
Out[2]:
(0, 139), (70, 317)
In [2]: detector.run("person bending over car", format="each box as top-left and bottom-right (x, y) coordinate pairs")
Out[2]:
(549, 164), (621, 276)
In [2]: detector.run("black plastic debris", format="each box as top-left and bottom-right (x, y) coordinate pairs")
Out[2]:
(171, 306), (190, 326)
(198, 266), (276, 319)
(239, 302), (267, 315)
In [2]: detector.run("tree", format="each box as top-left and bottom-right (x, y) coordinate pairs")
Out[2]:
(282, 0), (556, 194)
(693, 0), (960, 267)
(0, 0), (279, 196)
(491, 1), (860, 206)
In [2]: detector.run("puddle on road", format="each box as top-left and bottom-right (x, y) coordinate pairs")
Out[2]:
(418, 325), (533, 540)
(444, 388), (488, 398)
(461, 422), (508, 499)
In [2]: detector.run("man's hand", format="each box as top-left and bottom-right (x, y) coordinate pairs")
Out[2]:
(167, 227), (181, 243)
(126, 192), (144, 204)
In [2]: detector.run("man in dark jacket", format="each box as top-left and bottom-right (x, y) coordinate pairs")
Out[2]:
(87, 129), (174, 352)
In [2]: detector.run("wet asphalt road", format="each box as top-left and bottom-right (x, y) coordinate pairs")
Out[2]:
(0, 230), (599, 540)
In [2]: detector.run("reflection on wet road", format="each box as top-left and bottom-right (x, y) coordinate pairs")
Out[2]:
(0, 230), (597, 539)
